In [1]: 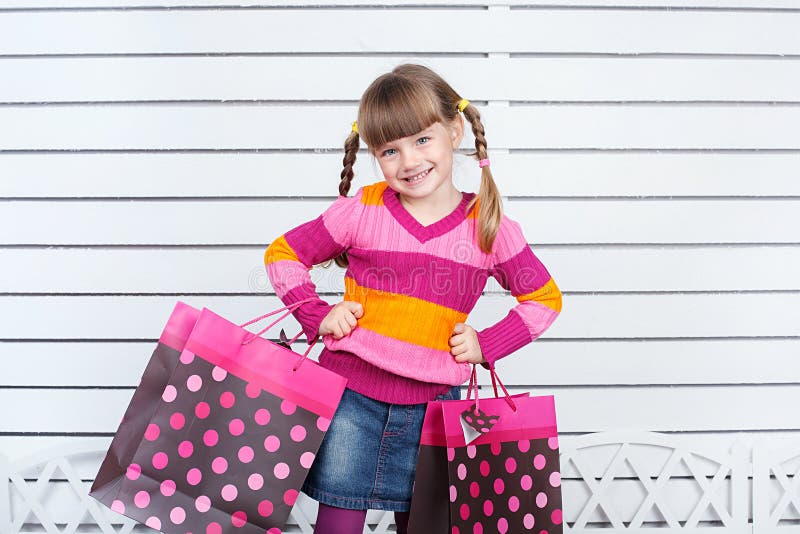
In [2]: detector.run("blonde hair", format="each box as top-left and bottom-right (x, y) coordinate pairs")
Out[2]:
(335, 63), (503, 268)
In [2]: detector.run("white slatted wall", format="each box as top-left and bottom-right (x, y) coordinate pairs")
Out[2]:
(1, 1), (799, 533)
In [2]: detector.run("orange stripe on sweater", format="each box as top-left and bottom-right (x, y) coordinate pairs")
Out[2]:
(344, 276), (467, 351)
(467, 196), (479, 219)
(360, 182), (388, 206)
(516, 277), (563, 313)
(264, 235), (299, 265)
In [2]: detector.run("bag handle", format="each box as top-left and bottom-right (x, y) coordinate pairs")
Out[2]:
(465, 363), (517, 412)
(239, 296), (323, 371)
(291, 335), (319, 372)
(240, 297), (320, 346)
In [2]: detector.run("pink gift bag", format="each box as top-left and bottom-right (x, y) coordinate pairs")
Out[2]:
(90, 298), (347, 534)
(91, 301), (201, 503)
(408, 366), (563, 534)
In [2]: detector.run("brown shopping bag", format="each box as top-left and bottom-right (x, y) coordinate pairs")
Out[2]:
(408, 366), (563, 534)
(90, 298), (347, 534)
(90, 301), (201, 501)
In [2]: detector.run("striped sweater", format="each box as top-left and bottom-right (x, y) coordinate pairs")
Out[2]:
(264, 181), (562, 403)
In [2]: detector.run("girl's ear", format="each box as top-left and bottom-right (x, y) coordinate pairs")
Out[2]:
(449, 115), (465, 149)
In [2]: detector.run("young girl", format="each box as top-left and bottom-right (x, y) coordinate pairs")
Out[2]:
(264, 63), (562, 534)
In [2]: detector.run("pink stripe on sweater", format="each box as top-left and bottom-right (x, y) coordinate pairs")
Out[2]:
(355, 205), (491, 268)
(266, 259), (312, 296)
(322, 326), (472, 386)
(512, 301), (561, 339)
(320, 192), (361, 247)
(490, 216), (531, 264)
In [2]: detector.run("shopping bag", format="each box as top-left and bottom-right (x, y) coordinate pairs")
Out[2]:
(408, 366), (563, 534)
(91, 301), (202, 500)
(90, 298), (347, 534)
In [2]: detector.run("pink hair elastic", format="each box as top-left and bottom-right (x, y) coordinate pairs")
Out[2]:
(478, 159), (490, 168)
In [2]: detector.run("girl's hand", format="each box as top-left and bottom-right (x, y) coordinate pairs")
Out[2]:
(319, 300), (364, 339)
(449, 322), (486, 364)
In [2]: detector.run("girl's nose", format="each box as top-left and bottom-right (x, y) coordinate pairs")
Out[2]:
(402, 150), (422, 171)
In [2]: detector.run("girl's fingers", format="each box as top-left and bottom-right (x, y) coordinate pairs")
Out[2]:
(338, 318), (350, 336)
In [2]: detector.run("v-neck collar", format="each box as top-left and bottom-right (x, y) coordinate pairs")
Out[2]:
(382, 184), (476, 243)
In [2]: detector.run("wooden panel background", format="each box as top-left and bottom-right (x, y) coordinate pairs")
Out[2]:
(0, 0), (798, 532)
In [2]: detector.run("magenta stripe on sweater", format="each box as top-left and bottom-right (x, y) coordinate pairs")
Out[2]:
(382, 185), (476, 243)
(345, 248), (490, 313)
(281, 283), (334, 342)
(319, 348), (453, 404)
(489, 245), (553, 295)
(284, 215), (345, 267)
(475, 309), (534, 367)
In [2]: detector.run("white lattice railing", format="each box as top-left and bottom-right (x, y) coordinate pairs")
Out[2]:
(561, 432), (750, 533)
(3, 433), (798, 533)
(753, 441), (800, 534)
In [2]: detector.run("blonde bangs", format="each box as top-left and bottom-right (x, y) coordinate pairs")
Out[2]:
(358, 78), (443, 151)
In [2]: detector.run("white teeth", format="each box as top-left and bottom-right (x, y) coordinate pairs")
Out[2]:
(405, 168), (430, 183)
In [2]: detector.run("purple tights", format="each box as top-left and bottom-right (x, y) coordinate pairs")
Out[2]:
(313, 503), (410, 534)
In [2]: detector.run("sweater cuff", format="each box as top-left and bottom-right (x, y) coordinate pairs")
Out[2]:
(475, 310), (534, 367)
(281, 284), (334, 343)
(293, 300), (335, 343)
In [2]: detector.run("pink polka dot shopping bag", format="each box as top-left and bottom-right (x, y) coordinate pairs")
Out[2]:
(408, 365), (563, 534)
(89, 298), (347, 534)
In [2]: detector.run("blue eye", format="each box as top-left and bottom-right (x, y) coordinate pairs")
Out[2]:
(418, 136), (430, 144)
(382, 148), (396, 157)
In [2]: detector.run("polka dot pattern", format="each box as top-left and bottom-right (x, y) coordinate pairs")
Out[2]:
(443, 437), (563, 534)
(160, 479), (176, 497)
(111, 345), (330, 532)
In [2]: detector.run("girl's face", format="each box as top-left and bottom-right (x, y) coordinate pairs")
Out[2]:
(373, 116), (464, 202)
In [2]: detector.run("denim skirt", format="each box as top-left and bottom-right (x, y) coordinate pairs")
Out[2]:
(301, 385), (461, 512)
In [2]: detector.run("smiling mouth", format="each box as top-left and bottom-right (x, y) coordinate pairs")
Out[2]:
(403, 167), (432, 183)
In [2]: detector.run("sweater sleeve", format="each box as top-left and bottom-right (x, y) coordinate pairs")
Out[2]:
(476, 216), (563, 367)
(263, 189), (362, 342)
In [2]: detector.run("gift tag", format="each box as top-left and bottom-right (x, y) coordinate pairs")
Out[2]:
(276, 328), (291, 349)
(460, 403), (500, 444)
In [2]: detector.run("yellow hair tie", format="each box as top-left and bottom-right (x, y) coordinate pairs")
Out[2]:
(351, 121), (359, 134)
(456, 99), (470, 113)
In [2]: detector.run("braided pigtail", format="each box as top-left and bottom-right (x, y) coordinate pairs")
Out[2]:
(461, 103), (503, 254)
(332, 123), (360, 268)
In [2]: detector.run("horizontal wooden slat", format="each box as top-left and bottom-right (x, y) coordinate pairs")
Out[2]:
(3, 152), (800, 198)
(1, 10), (799, 55)
(1, 293), (798, 341)
(2, 105), (800, 150)
(1, 384), (798, 433)
(10, 431), (795, 480)
(3, 246), (799, 293)
(1, 1), (799, 8)
(1, 338), (795, 387)
(4, 478), (754, 525)
(7, 432), (800, 479)
(2, 198), (799, 245)
(3, 57), (800, 103)
(2, 1), (799, 8)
